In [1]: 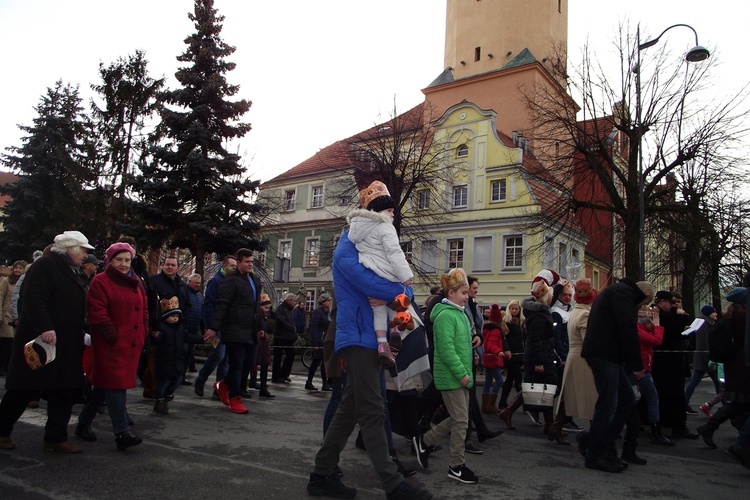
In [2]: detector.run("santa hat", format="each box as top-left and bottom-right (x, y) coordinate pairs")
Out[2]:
(531, 269), (559, 299)
(359, 181), (396, 213)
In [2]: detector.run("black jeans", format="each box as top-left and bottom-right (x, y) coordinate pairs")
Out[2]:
(272, 338), (296, 380)
(586, 357), (634, 461)
(0, 388), (77, 443)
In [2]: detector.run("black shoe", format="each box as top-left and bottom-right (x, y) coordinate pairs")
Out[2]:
(284, 377), (292, 382)
(305, 383), (318, 391)
(476, 428), (503, 442)
(307, 472), (357, 499)
(585, 455), (624, 473)
(672, 427), (700, 440)
(259, 389), (276, 399)
(165, 394), (174, 402)
(563, 421), (584, 433)
(240, 390), (253, 399)
(321, 383), (332, 392)
(181, 379), (192, 386)
(153, 399), (168, 415)
(211, 390), (221, 401)
(333, 465), (344, 477)
(448, 463), (479, 484)
(75, 423), (97, 442)
(651, 433), (675, 446)
(686, 405), (698, 414)
(621, 451), (647, 465)
(387, 480), (433, 500)
(696, 425), (717, 448)
(115, 431), (142, 451)
(412, 434), (432, 469)
(355, 432), (366, 451)
(391, 455), (416, 478)
(577, 431), (589, 458)
(194, 382), (205, 398)
(464, 440), (483, 454)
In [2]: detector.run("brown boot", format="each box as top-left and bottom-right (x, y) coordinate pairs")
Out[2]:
(481, 393), (491, 414)
(489, 393), (501, 414)
(498, 393), (523, 430)
(547, 411), (570, 445)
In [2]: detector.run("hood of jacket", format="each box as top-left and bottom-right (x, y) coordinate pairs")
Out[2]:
(522, 296), (550, 314)
(347, 208), (393, 245)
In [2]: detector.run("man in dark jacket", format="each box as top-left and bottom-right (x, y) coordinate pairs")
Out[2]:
(272, 293), (299, 383)
(581, 278), (652, 473)
(204, 249), (260, 415)
(651, 290), (697, 439)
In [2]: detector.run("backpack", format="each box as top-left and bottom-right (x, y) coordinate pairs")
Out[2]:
(707, 318), (735, 363)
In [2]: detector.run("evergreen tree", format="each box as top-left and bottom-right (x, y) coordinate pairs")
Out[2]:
(125, 0), (264, 275)
(91, 50), (164, 239)
(0, 81), (99, 262)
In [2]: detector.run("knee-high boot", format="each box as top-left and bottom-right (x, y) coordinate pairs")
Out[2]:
(547, 402), (570, 445)
(498, 392), (523, 430)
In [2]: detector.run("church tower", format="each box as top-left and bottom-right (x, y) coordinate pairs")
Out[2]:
(444, 0), (568, 80)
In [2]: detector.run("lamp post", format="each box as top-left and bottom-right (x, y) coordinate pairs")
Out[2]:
(635, 24), (710, 280)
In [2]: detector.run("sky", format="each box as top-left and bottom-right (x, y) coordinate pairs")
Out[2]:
(0, 0), (745, 184)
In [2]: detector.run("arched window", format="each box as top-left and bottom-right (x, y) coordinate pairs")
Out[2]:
(456, 144), (469, 158)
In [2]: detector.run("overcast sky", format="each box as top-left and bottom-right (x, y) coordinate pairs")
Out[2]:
(0, 0), (744, 183)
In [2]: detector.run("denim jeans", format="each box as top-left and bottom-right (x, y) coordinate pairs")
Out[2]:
(684, 369), (721, 406)
(156, 375), (181, 400)
(194, 331), (228, 386)
(638, 372), (660, 424)
(586, 357), (635, 461)
(104, 389), (129, 435)
(483, 367), (504, 394)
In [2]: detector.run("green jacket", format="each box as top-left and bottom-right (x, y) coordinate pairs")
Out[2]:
(430, 300), (474, 391)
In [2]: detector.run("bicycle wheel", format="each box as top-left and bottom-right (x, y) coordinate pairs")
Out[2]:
(302, 348), (313, 368)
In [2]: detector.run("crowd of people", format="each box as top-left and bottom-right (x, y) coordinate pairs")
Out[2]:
(0, 185), (749, 498)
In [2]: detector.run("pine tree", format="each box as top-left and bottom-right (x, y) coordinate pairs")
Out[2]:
(125, 0), (264, 275)
(0, 81), (99, 261)
(91, 50), (164, 239)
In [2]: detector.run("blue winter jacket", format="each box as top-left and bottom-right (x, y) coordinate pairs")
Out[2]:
(333, 230), (412, 355)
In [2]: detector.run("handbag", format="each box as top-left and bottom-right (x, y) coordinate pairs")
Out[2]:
(521, 380), (557, 412)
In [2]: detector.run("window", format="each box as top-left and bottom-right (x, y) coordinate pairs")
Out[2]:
(305, 291), (315, 313)
(421, 239), (438, 274)
(400, 241), (413, 266)
(255, 250), (267, 268)
(474, 46), (481, 61)
(284, 189), (296, 211)
(593, 270), (600, 289)
(279, 240), (292, 260)
(452, 185), (468, 209)
(543, 236), (554, 270)
(490, 179), (507, 202)
(417, 189), (430, 210)
(447, 238), (464, 269)
(503, 235), (524, 270)
(472, 236), (493, 272)
(456, 144), (469, 158)
(558, 242), (568, 276)
(305, 239), (319, 267)
(311, 186), (323, 208)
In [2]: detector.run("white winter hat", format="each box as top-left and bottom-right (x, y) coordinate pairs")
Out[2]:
(53, 230), (95, 250)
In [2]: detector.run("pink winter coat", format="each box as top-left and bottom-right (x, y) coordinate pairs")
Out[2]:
(87, 266), (149, 389)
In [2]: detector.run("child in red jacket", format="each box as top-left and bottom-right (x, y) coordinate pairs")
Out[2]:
(481, 304), (508, 414)
(637, 316), (674, 446)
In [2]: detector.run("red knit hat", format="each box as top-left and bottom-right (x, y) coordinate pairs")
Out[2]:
(488, 304), (503, 323)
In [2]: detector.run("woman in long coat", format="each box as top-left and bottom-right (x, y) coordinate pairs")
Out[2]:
(84, 242), (149, 450)
(0, 231), (93, 452)
(306, 293), (332, 391)
(559, 279), (598, 424)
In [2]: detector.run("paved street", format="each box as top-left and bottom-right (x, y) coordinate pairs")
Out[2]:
(0, 362), (747, 499)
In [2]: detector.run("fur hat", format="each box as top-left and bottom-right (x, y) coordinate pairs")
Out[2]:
(488, 304), (503, 323)
(441, 268), (468, 292)
(725, 287), (747, 305)
(573, 278), (597, 305)
(105, 242), (135, 263)
(700, 305), (717, 316)
(53, 230), (95, 250)
(160, 296), (181, 318)
(531, 269), (559, 300)
(359, 181), (396, 213)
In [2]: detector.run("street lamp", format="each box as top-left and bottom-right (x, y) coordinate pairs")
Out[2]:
(635, 23), (710, 280)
